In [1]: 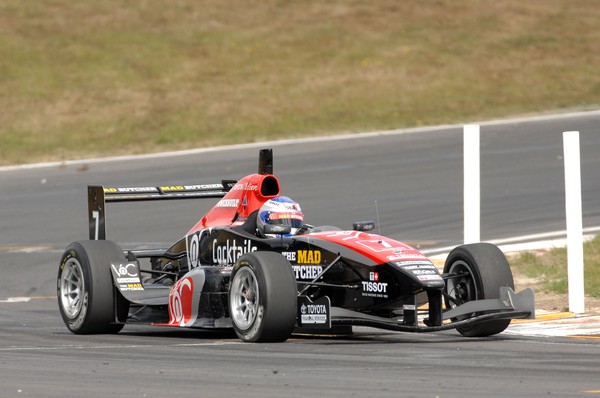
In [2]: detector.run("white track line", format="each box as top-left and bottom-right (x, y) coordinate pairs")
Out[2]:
(0, 297), (32, 303)
(0, 341), (243, 352)
(422, 226), (600, 256)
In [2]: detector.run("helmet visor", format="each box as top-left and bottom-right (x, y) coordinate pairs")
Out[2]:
(265, 211), (304, 229)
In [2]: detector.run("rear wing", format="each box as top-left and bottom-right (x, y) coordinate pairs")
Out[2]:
(87, 180), (237, 240)
(87, 148), (274, 240)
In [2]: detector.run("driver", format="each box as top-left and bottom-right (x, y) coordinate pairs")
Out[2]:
(256, 196), (304, 238)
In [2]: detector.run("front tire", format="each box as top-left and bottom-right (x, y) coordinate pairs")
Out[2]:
(57, 240), (129, 334)
(229, 252), (297, 342)
(443, 243), (514, 337)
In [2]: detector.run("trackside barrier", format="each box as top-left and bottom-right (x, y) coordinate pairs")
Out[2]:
(462, 127), (585, 313)
(563, 131), (585, 313)
(463, 125), (480, 244)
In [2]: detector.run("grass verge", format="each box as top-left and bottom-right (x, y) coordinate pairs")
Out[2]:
(510, 235), (600, 298)
(1, 1), (600, 165)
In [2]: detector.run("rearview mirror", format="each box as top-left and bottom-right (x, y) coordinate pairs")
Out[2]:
(353, 221), (375, 232)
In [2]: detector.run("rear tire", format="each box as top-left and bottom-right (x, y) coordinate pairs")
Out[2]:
(229, 252), (297, 342)
(443, 243), (514, 337)
(57, 240), (130, 334)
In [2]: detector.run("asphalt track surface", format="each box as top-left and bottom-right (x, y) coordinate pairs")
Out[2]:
(2, 111), (600, 397)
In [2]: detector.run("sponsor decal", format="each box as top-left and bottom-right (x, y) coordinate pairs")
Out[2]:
(297, 250), (321, 264)
(160, 185), (185, 191)
(281, 251), (296, 261)
(111, 262), (144, 291)
(362, 271), (389, 298)
(111, 263), (138, 278)
(297, 296), (331, 328)
(411, 269), (438, 275)
(104, 187), (158, 193)
(156, 183), (227, 192)
(394, 262), (441, 280)
(300, 303), (327, 323)
(282, 251), (323, 279)
(186, 228), (213, 269)
(362, 281), (388, 294)
(60, 252), (76, 271)
(116, 277), (139, 283)
(185, 184), (223, 190)
(188, 233), (200, 268)
(231, 182), (259, 191)
(293, 265), (323, 280)
(121, 283), (143, 291)
(417, 275), (444, 281)
(386, 253), (429, 261)
(399, 263), (437, 270)
(216, 199), (240, 208)
(168, 277), (194, 326)
(212, 239), (257, 265)
(262, 198), (302, 213)
(269, 212), (303, 222)
(394, 260), (434, 266)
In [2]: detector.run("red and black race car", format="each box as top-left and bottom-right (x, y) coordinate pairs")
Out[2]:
(57, 149), (534, 342)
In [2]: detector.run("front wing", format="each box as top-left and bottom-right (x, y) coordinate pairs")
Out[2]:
(300, 287), (535, 333)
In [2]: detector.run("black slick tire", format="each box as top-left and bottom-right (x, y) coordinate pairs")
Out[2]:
(228, 252), (297, 342)
(57, 240), (129, 334)
(443, 243), (514, 337)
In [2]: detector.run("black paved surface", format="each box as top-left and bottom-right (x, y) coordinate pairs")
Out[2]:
(1, 112), (600, 397)
(1, 299), (600, 397)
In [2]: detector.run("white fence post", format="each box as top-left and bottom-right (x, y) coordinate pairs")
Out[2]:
(563, 131), (585, 313)
(464, 125), (480, 244)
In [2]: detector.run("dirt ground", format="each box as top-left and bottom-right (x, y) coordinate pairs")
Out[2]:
(513, 269), (600, 314)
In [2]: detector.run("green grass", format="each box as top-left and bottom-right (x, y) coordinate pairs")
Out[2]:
(510, 235), (600, 298)
(1, 0), (600, 165)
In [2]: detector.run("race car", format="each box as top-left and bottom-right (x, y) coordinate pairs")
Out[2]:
(57, 149), (535, 342)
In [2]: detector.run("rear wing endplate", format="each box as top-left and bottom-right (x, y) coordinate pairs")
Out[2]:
(87, 180), (237, 240)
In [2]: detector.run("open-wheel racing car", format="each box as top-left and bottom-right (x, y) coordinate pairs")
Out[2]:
(57, 149), (534, 342)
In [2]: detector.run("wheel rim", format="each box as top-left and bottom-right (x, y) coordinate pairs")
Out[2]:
(446, 260), (478, 308)
(59, 258), (86, 319)
(230, 267), (259, 330)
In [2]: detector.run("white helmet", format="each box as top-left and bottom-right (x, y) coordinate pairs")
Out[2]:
(257, 196), (304, 237)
